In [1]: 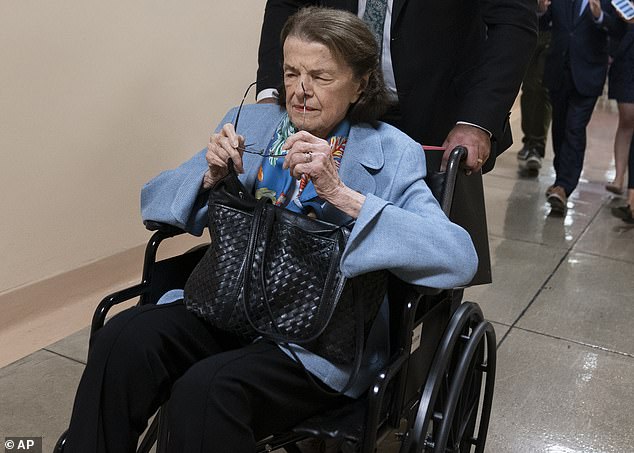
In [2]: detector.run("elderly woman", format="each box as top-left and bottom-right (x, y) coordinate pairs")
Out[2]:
(63, 7), (477, 453)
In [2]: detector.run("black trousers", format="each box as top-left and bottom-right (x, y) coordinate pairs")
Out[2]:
(520, 30), (552, 156)
(549, 66), (599, 196)
(64, 301), (350, 453)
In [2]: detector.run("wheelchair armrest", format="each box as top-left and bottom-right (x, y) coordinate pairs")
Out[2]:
(90, 223), (194, 340)
(91, 283), (149, 340)
(408, 284), (442, 296)
(144, 220), (187, 237)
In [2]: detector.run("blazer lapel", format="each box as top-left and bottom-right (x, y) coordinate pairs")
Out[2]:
(339, 124), (383, 196)
(565, 0), (575, 26)
(237, 106), (284, 191)
(573, 0), (586, 26)
(392, 0), (407, 28)
(574, 8), (585, 26)
(320, 123), (384, 224)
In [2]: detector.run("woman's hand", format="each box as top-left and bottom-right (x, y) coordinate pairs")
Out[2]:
(282, 131), (341, 199)
(282, 131), (365, 218)
(203, 123), (245, 190)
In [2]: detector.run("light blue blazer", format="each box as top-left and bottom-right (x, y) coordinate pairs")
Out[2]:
(141, 104), (478, 397)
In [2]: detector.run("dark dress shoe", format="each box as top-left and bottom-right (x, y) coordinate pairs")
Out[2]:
(611, 205), (634, 224)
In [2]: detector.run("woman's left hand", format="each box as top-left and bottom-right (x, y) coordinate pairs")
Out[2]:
(282, 130), (366, 218)
(282, 131), (344, 201)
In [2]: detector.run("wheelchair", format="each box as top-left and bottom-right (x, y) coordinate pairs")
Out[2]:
(54, 146), (496, 453)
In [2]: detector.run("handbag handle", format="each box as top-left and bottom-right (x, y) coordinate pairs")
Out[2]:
(240, 199), (364, 396)
(221, 159), (247, 200)
(213, 158), (258, 327)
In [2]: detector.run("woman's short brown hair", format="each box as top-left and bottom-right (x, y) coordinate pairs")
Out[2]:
(277, 7), (391, 124)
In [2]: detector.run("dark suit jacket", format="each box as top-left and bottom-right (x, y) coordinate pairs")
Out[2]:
(543, 0), (624, 97)
(257, 0), (537, 171)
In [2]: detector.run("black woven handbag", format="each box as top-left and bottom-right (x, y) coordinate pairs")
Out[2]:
(183, 162), (387, 370)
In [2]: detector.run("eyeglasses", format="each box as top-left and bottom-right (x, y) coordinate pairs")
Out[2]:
(232, 81), (307, 158)
(231, 81), (269, 157)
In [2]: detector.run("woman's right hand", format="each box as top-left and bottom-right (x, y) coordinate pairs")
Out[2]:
(202, 123), (245, 190)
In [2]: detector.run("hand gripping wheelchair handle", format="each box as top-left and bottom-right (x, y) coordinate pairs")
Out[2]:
(441, 145), (468, 216)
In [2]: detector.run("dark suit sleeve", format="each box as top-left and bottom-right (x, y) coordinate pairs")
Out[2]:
(256, 0), (318, 97)
(457, 0), (538, 154)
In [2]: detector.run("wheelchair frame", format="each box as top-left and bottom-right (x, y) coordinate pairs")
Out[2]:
(55, 147), (496, 453)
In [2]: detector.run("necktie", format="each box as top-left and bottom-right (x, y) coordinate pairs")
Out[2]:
(363, 0), (388, 53)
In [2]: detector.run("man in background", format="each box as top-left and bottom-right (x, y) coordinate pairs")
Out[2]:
(256, 0), (537, 174)
(542, 0), (624, 212)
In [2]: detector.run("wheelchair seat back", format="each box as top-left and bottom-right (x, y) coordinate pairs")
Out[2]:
(423, 147), (492, 286)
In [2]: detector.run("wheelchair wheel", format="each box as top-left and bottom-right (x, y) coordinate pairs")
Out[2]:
(402, 302), (496, 453)
(53, 430), (67, 453)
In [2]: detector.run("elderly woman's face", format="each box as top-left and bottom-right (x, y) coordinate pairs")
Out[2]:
(283, 37), (366, 138)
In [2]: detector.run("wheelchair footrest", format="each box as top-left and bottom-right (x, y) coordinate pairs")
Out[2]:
(292, 398), (367, 445)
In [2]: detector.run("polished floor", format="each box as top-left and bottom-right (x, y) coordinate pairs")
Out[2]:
(1, 100), (633, 452)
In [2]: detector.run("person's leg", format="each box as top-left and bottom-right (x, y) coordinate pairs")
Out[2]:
(552, 89), (598, 197)
(532, 31), (553, 159)
(166, 341), (351, 453)
(628, 132), (634, 207)
(64, 301), (237, 453)
(548, 86), (568, 184)
(519, 43), (541, 154)
(520, 30), (552, 158)
(624, 132), (634, 215)
(608, 102), (634, 192)
(612, 136), (634, 222)
(628, 134), (634, 210)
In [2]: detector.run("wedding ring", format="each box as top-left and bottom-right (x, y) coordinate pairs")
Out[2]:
(476, 158), (483, 164)
(305, 152), (312, 163)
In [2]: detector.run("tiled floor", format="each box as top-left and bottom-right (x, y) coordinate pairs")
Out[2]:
(1, 102), (633, 452)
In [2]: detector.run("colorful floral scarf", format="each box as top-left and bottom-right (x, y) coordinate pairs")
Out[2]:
(254, 113), (350, 218)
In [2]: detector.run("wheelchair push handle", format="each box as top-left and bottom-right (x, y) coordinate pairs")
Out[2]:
(442, 145), (468, 212)
(446, 145), (468, 169)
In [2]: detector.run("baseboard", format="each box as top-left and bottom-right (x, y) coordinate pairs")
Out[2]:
(0, 234), (206, 368)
